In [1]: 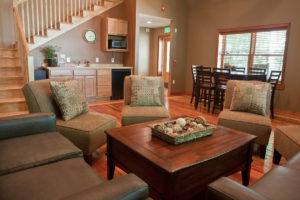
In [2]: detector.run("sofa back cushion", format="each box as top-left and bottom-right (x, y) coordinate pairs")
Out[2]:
(124, 76), (165, 106)
(22, 79), (65, 116)
(224, 80), (272, 116)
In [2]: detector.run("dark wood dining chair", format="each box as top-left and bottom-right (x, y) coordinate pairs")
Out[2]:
(268, 70), (282, 119)
(212, 68), (231, 114)
(190, 65), (201, 104)
(194, 66), (214, 112)
(232, 67), (245, 74)
(249, 68), (266, 75)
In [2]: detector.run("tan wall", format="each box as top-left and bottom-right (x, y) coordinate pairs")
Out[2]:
(0, 0), (15, 47)
(186, 0), (300, 112)
(138, 27), (150, 75)
(31, 4), (126, 68)
(137, 0), (188, 93)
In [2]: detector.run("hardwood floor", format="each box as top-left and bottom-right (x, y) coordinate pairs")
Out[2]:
(89, 94), (298, 185)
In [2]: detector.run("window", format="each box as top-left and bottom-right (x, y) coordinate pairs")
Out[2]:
(216, 23), (290, 88)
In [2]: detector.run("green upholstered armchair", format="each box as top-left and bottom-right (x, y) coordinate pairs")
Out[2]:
(121, 76), (170, 126)
(217, 80), (272, 158)
(22, 79), (117, 164)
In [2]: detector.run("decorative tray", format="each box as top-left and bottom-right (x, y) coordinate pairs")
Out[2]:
(149, 116), (216, 145)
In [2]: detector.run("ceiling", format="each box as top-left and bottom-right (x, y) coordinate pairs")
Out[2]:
(138, 14), (171, 28)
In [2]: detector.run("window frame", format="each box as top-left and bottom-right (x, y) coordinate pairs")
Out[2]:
(215, 23), (291, 90)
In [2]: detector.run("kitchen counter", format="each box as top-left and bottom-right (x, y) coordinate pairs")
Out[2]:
(46, 64), (132, 70)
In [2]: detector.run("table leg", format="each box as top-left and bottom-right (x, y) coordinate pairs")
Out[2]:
(107, 136), (115, 180)
(242, 143), (253, 186)
(242, 163), (251, 186)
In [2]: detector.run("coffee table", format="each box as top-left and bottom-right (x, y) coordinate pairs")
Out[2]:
(105, 119), (256, 200)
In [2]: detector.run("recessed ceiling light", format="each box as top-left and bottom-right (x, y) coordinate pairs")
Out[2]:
(147, 21), (152, 24)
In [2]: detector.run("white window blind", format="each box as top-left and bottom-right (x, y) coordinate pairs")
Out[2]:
(217, 26), (288, 81)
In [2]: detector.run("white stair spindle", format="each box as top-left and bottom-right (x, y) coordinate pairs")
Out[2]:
(26, 1), (31, 42)
(30, 0), (36, 36)
(54, 0), (57, 28)
(44, 0), (48, 30)
(40, 0), (44, 35)
(35, 0), (40, 35)
(21, 3), (26, 37)
(58, 0), (61, 24)
(70, 0), (73, 17)
(49, 0), (53, 28)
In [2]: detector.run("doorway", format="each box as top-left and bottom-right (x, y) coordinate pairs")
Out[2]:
(158, 36), (171, 88)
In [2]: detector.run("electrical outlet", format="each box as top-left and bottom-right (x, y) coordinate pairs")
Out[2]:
(111, 57), (115, 63)
(172, 80), (175, 85)
(96, 57), (99, 63)
(66, 57), (71, 63)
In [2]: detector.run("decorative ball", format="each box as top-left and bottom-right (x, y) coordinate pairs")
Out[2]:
(166, 122), (173, 128)
(195, 116), (208, 125)
(176, 118), (186, 127)
(165, 128), (173, 134)
(172, 126), (182, 133)
(197, 124), (205, 129)
(186, 119), (192, 125)
(154, 125), (164, 132)
(188, 128), (194, 132)
(190, 122), (197, 128)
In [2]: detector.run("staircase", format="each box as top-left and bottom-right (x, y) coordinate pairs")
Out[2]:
(0, 0), (124, 117)
(0, 48), (28, 117)
(14, 0), (124, 51)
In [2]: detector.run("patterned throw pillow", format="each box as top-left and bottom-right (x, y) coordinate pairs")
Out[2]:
(130, 75), (162, 106)
(229, 82), (270, 116)
(50, 80), (89, 121)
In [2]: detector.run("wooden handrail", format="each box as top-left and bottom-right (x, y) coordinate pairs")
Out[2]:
(13, 7), (29, 54)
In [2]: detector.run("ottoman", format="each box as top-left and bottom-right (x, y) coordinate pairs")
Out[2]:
(273, 125), (300, 164)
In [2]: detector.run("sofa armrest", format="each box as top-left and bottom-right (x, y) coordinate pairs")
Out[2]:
(61, 173), (150, 200)
(207, 177), (270, 200)
(0, 113), (56, 140)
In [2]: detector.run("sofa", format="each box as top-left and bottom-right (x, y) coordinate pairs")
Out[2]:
(207, 151), (300, 200)
(0, 113), (150, 200)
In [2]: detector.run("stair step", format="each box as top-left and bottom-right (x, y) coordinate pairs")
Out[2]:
(0, 111), (29, 118)
(0, 55), (19, 59)
(0, 98), (25, 103)
(0, 76), (26, 86)
(0, 58), (20, 66)
(0, 48), (18, 51)
(0, 98), (27, 113)
(0, 86), (24, 99)
(0, 67), (22, 76)
(0, 48), (18, 57)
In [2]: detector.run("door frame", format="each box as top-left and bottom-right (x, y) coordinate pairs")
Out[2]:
(157, 34), (171, 77)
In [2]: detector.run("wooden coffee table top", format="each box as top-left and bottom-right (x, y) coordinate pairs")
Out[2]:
(106, 119), (256, 173)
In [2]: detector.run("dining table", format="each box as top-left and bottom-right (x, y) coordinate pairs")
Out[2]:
(230, 71), (267, 82)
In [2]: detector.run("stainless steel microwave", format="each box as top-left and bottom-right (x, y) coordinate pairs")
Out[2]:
(108, 40), (127, 49)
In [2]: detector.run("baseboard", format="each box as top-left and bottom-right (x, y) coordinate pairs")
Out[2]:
(273, 108), (300, 124)
(169, 91), (192, 96)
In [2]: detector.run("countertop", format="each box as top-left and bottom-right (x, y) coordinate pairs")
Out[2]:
(46, 64), (132, 70)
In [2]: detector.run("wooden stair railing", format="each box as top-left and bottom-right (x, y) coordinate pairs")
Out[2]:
(13, 0), (107, 44)
(13, 7), (34, 83)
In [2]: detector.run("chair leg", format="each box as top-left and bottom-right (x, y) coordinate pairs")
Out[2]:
(273, 150), (282, 164)
(84, 154), (93, 165)
(271, 92), (275, 119)
(190, 83), (195, 104)
(194, 84), (200, 110)
(220, 91), (225, 111)
(207, 88), (212, 113)
(259, 145), (266, 159)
